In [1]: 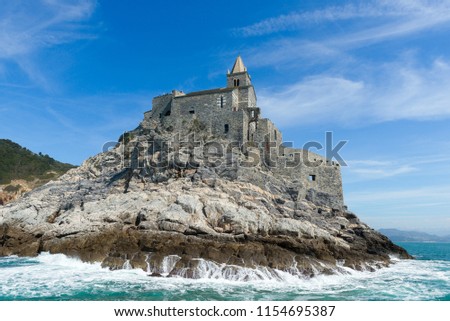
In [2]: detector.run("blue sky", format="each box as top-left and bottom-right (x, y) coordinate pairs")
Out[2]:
(1, 0), (450, 234)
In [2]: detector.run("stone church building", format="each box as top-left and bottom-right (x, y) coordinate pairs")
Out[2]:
(143, 56), (344, 208)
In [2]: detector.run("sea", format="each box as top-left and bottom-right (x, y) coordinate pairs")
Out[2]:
(0, 242), (449, 301)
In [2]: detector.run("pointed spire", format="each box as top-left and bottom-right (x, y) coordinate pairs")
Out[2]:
(231, 55), (247, 74)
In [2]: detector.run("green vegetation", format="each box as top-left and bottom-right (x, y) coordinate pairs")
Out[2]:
(0, 139), (75, 185)
(118, 132), (135, 145)
(3, 184), (22, 193)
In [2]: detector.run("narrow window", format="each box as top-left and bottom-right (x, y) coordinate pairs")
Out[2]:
(309, 175), (316, 182)
(233, 79), (240, 87)
(220, 96), (224, 108)
(274, 130), (277, 140)
(224, 124), (229, 133)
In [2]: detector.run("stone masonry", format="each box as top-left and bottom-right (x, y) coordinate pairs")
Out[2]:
(143, 56), (344, 207)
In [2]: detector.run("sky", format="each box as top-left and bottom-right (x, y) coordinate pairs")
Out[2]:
(1, 0), (450, 234)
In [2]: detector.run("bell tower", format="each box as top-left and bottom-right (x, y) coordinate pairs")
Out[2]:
(227, 56), (252, 88)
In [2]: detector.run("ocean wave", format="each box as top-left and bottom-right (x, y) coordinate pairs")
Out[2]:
(0, 252), (449, 300)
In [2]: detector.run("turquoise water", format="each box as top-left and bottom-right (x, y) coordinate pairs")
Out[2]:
(0, 242), (449, 301)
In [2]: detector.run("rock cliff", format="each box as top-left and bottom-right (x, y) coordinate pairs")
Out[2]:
(1, 179), (45, 206)
(0, 118), (410, 279)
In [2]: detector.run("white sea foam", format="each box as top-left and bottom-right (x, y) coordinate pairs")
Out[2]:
(122, 259), (132, 270)
(0, 252), (449, 300)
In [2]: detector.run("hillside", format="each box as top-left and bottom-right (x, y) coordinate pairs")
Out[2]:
(0, 139), (75, 205)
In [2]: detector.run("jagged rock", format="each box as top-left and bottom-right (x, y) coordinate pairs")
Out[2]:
(0, 103), (411, 279)
(0, 149), (410, 276)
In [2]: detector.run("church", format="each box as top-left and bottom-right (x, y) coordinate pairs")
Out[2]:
(143, 56), (344, 208)
(145, 56), (282, 147)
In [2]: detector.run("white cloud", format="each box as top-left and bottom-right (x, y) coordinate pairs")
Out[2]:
(246, 2), (450, 127)
(238, 0), (450, 70)
(0, 0), (95, 58)
(237, 0), (450, 37)
(259, 76), (364, 126)
(346, 184), (450, 233)
(234, 0), (450, 235)
(346, 160), (417, 180)
(346, 185), (450, 203)
(347, 184), (450, 233)
(0, 0), (96, 89)
(246, 39), (348, 70)
(259, 58), (450, 126)
(236, 3), (388, 36)
(410, 155), (450, 166)
(342, 155), (450, 183)
(0, 90), (153, 164)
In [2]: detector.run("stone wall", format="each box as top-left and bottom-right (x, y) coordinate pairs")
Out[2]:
(145, 90), (248, 144)
(150, 94), (173, 120)
(272, 147), (344, 208)
(254, 118), (283, 147)
(227, 71), (251, 88)
(236, 86), (257, 109)
(142, 68), (344, 208)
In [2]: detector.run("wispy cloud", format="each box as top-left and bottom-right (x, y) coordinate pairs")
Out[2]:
(342, 154), (450, 184)
(259, 58), (450, 126)
(237, 0), (450, 71)
(346, 185), (450, 203)
(0, 0), (96, 89)
(245, 39), (349, 70)
(0, 90), (152, 164)
(346, 160), (417, 180)
(244, 2), (450, 128)
(236, 0), (450, 37)
(346, 184), (450, 233)
(409, 155), (450, 166)
(236, 3), (391, 36)
(0, 0), (95, 58)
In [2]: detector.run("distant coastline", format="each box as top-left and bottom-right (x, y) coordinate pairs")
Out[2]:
(379, 228), (450, 243)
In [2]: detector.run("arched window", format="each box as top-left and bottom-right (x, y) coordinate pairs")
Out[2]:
(233, 78), (240, 87)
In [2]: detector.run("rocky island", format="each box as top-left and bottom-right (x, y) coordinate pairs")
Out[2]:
(0, 57), (410, 279)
